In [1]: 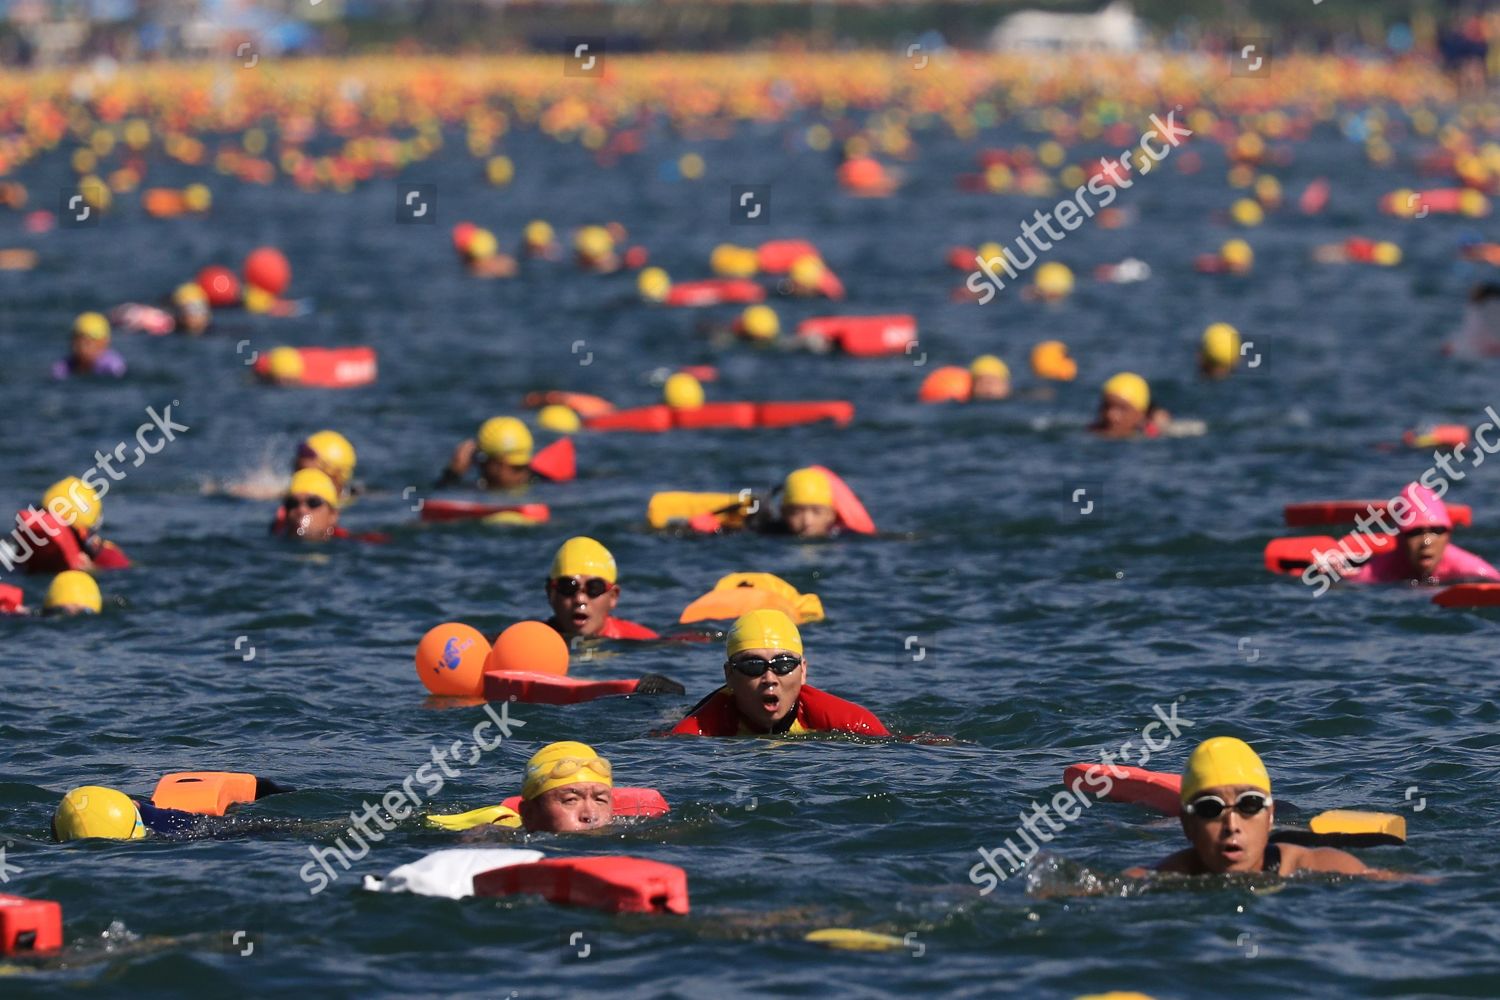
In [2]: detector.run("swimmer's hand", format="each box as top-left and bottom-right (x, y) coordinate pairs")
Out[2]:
(448, 439), (478, 476)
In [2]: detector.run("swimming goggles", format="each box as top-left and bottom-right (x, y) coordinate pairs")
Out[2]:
(1183, 791), (1272, 820)
(726, 653), (803, 677)
(551, 577), (611, 599)
(283, 495), (327, 512)
(528, 756), (612, 783)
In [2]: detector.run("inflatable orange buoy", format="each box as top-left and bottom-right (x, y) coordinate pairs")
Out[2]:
(243, 247), (291, 297)
(253, 347), (377, 388)
(0, 895), (64, 955)
(142, 188), (186, 218)
(1062, 763), (1182, 816)
(663, 279), (766, 307)
(837, 157), (895, 196)
(418, 501), (550, 524)
(1283, 500), (1472, 529)
(151, 772), (258, 816)
(796, 315), (917, 356)
(1433, 583), (1500, 608)
(472, 856), (689, 915)
(416, 623), (492, 696)
(496, 788), (669, 818)
(919, 366), (974, 403)
(487, 621), (568, 677)
(197, 265), (240, 307)
(482, 671), (642, 705)
(757, 239), (820, 273)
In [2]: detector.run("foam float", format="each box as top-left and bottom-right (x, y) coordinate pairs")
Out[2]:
(419, 501), (550, 525)
(1284, 500), (1472, 529)
(663, 278), (765, 307)
(1263, 532), (1396, 575)
(522, 391), (615, 419)
(795, 315), (917, 356)
(678, 572), (825, 625)
(585, 401), (853, 433)
(1433, 583), (1500, 607)
(757, 239), (820, 273)
(1402, 425), (1470, 450)
(253, 347), (377, 388)
(473, 856), (689, 914)
(0, 896), (63, 956)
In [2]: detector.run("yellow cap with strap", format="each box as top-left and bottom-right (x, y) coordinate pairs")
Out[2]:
(522, 741), (613, 800)
(287, 468), (340, 508)
(550, 536), (616, 583)
(477, 416), (533, 465)
(1180, 737), (1270, 803)
(726, 608), (803, 657)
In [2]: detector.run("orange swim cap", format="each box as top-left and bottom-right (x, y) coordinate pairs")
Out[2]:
(918, 366), (973, 403)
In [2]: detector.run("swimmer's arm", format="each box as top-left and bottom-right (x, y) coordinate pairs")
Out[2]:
(437, 439), (477, 486)
(1126, 849), (1198, 876)
(1283, 844), (1428, 881)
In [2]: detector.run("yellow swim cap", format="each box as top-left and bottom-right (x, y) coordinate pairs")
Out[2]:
(1102, 372), (1150, 413)
(266, 346), (305, 383)
(172, 282), (208, 307)
(1373, 241), (1402, 266)
(726, 608), (804, 657)
(1201, 323), (1242, 368)
(73, 311), (110, 342)
(1180, 737), (1271, 803)
(45, 570), (101, 613)
(467, 228), (498, 261)
(551, 536), (617, 583)
(42, 476), (101, 531)
(477, 416), (534, 465)
(970, 354), (1009, 380)
(536, 404), (581, 434)
(663, 372), (705, 409)
(1034, 261), (1075, 299)
(638, 266), (671, 302)
(303, 430), (356, 483)
(242, 285), (275, 314)
(522, 741), (613, 800)
(575, 225), (614, 259)
(789, 254), (826, 290)
(1230, 197), (1264, 227)
(783, 467), (833, 507)
(739, 304), (779, 341)
(182, 183), (212, 213)
(524, 219), (555, 248)
(54, 786), (145, 841)
(1221, 238), (1254, 270)
(287, 468), (340, 508)
(711, 244), (758, 278)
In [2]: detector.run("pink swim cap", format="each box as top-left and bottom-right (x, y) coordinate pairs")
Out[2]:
(1394, 482), (1452, 531)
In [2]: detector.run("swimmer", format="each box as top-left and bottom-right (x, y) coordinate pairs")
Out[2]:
(575, 225), (619, 273)
(1339, 482), (1500, 585)
(14, 477), (131, 571)
(1199, 323), (1242, 379)
(42, 570), (101, 616)
(775, 467), (841, 538)
(170, 282), (212, 335)
(521, 219), (562, 260)
(272, 469), (341, 542)
(672, 610), (889, 736)
(1126, 737), (1393, 878)
(51, 312), (125, 379)
(460, 227), (518, 278)
(438, 417), (534, 491)
(52, 777), (292, 841)
(425, 742), (618, 836)
(969, 355), (1011, 400)
(1090, 372), (1169, 438)
(543, 536), (660, 641)
(295, 430), (359, 499)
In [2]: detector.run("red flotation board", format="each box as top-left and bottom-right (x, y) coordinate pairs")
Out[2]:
(585, 406), (674, 433)
(522, 391), (615, 419)
(528, 438), (576, 482)
(795, 315), (917, 357)
(809, 465), (875, 535)
(1264, 532), (1395, 574)
(586, 402), (854, 433)
(1284, 500), (1472, 528)
(419, 501), (550, 524)
(151, 772), (259, 816)
(13, 509), (86, 573)
(664, 279), (765, 307)
(755, 401), (854, 429)
(474, 856), (689, 915)
(496, 787), (670, 819)
(670, 402), (758, 431)
(1433, 583), (1500, 607)
(482, 670), (643, 705)
(0, 895), (63, 955)
(253, 347), (377, 388)
(757, 240), (819, 273)
(1062, 763), (1182, 817)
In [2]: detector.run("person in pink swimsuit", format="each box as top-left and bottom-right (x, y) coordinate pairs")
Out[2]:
(1343, 482), (1500, 585)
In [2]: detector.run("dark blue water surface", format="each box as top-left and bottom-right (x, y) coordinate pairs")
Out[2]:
(2, 58), (1500, 999)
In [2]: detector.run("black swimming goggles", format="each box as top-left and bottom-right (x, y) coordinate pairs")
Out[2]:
(551, 576), (611, 599)
(283, 495), (328, 512)
(1183, 791), (1272, 820)
(726, 653), (802, 677)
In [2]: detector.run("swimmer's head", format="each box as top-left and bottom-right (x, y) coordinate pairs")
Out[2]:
(536, 404), (581, 434)
(1200, 323), (1241, 377)
(297, 430), (356, 489)
(738, 304), (780, 342)
(465, 228), (499, 262)
(523, 219), (555, 252)
(663, 372), (705, 410)
(518, 741), (614, 833)
(789, 255), (827, 295)
(1221, 238), (1254, 273)
(1395, 482), (1453, 579)
(53, 785), (145, 842)
(281, 468), (340, 541)
(724, 610), (807, 731)
(781, 467), (838, 537)
(1179, 737), (1274, 874)
(42, 476), (101, 532)
(1033, 262), (1074, 300)
(1096, 372), (1150, 437)
(546, 536), (620, 639)
(638, 267), (671, 303)
(72, 311), (111, 362)
(44, 570), (101, 615)
(265, 346), (305, 385)
(477, 416), (533, 487)
(969, 354), (1011, 400)
(171, 282), (211, 333)
(575, 225), (615, 266)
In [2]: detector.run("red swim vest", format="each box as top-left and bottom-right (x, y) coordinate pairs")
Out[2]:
(599, 617), (660, 640)
(670, 684), (889, 737)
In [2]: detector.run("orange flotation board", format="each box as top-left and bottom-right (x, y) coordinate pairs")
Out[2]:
(810, 465), (876, 535)
(1433, 583), (1500, 607)
(482, 670), (646, 705)
(1264, 532), (1396, 575)
(496, 787), (669, 819)
(1063, 763), (1182, 816)
(420, 501), (550, 524)
(664, 279), (765, 307)
(1283, 500), (1472, 529)
(757, 240), (820, 273)
(796, 315), (917, 357)
(473, 856), (689, 915)
(679, 572), (825, 624)
(523, 391), (614, 418)
(528, 438), (576, 482)
(150, 772), (259, 816)
(0, 895), (63, 955)
(253, 347), (377, 388)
